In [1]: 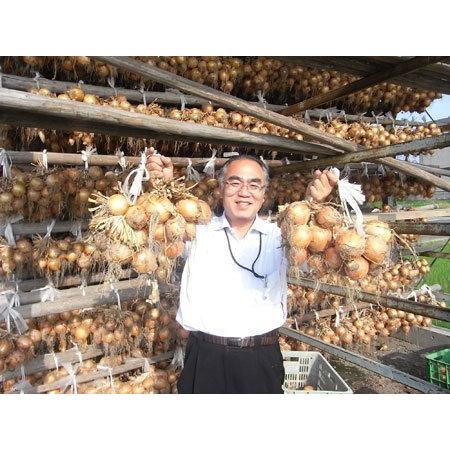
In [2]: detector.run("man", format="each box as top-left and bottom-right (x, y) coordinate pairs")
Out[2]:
(147, 150), (337, 393)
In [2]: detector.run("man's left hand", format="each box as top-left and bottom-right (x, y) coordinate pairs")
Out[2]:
(305, 169), (339, 203)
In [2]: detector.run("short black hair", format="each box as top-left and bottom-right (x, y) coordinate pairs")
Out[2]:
(217, 154), (270, 188)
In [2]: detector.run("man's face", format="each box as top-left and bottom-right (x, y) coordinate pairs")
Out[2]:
(220, 159), (266, 224)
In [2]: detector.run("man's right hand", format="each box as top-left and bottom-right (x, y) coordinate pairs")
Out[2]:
(145, 147), (174, 182)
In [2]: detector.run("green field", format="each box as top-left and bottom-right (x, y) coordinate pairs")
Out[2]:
(421, 242), (450, 330)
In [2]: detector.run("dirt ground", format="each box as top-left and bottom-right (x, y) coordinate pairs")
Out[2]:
(325, 336), (439, 394)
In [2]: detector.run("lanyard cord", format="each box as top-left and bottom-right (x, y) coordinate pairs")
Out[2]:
(223, 228), (265, 279)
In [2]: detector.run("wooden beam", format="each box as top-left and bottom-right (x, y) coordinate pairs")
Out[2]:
(4, 278), (151, 319)
(92, 56), (358, 154)
(0, 344), (105, 382)
(279, 326), (448, 393)
(279, 57), (446, 115)
(419, 251), (450, 259)
(388, 221), (450, 236)
(292, 302), (369, 323)
(272, 134), (450, 175)
(0, 88), (334, 157)
(377, 157), (450, 192)
(26, 352), (174, 394)
(288, 277), (450, 322)
(363, 207), (450, 222)
(1, 74), (431, 126)
(4, 149), (286, 169)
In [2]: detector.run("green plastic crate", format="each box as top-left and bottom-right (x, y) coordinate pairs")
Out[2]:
(425, 348), (450, 390)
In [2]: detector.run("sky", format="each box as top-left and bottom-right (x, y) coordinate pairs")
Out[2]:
(396, 94), (450, 122)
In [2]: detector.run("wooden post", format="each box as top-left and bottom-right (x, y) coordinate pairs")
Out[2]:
(279, 57), (446, 115)
(0, 88), (334, 156)
(419, 251), (450, 259)
(271, 134), (450, 176)
(288, 277), (450, 322)
(4, 149), (286, 168)
(388, 221), (450, 236)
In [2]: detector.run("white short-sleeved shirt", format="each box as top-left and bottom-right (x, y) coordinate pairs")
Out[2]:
(176, 214), (287, 338)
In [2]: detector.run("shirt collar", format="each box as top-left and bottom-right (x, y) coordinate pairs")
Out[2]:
(211, 213), (271, 235)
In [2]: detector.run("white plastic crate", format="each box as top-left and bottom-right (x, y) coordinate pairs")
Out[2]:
(282, 351), (353, 394)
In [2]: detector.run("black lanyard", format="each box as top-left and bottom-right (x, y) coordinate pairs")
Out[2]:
(223, 228), (265, 279)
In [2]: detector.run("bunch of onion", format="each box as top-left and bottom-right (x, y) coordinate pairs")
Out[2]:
(377, 259), (428, 294)
(173, 167), (221, 209)
(0, 237), (33, 280)
(0, 333), (36, 374)
(31, 236), (99, 282)
(309, 118), (442, 150)
(351, 172), (436, 203)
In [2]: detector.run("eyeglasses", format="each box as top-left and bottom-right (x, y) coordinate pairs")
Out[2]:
(224, 180), (265, 195)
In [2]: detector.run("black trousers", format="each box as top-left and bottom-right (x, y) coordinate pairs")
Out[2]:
(177, 334), (285, 394)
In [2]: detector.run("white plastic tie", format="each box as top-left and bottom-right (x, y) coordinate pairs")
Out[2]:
(312, 310), (320, 322)
(116, 150), (127, 171)
(79, 279), (87, 297)
(304, 110), (311, 124)
(12, 380), (33, 394)
(122, 152), (149, 204)
(98, 364), (115, 390)
(0, 148), (12, 178)
(62, 362), (78, 395)
(330, 167), (366, 236)
(69, 221), (82, 241)
(71, 343), (83, 365)
(141, 357), (151, 373)
(362, 162), (369, 178)
(81, 146), (97, 170)
(202, 149), (217, 177)
(41, 149), (48, 170)
(166, 88), (186, 110)
(0, 290), (28, 334)
(33, 71), (41, 89)
(186, 158), (201, 182)
(170, 346), (185, 370)
(0, 215), (22, 247)
(33, 283), (58, 303)
(110, 282), (121, 310)
(107, 76), (118, 97)
(378, 164), (386, 176)
(44, 219), (56, 239)
(256, 91), (267, 109)
(51, 352), (60, 370)
(139, 84), (147, 107)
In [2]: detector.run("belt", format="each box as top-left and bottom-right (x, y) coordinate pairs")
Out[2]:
(193, 329), (279, 348)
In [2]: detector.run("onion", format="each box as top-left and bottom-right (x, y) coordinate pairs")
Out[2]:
(308, 226), (331, 253)
(364, 220), (392, 243)
(335, 229), (365, 259)
(73, 326), (89, 342)
(176, 199), (200, 223)
(323, 247), (342, 270)
(290, 224), (312, 248)
(288, 247), (308, 266)
(184, 222), (197, 241)
(138, 195), (173, 223)
(6, 350), (25, 369)
(345, 256), (369, 280)
(11, 181), (26, 197)
(132, 249), (157, 274)
(125, 205), (148, 230)
(197, 200), (212, 224)
(285, 202), (311, 225)
(315, 206), (342, 229)
(108, 243), (133, 264)
(164, 241), (184, 259)
(0, 339), (13, 358)
(307, 254), (326, 275)
(364, 235), (388, 264)
(107, 194), (129, 216)
(165, 215), (187, 242)
(16, 336), (33, 352)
